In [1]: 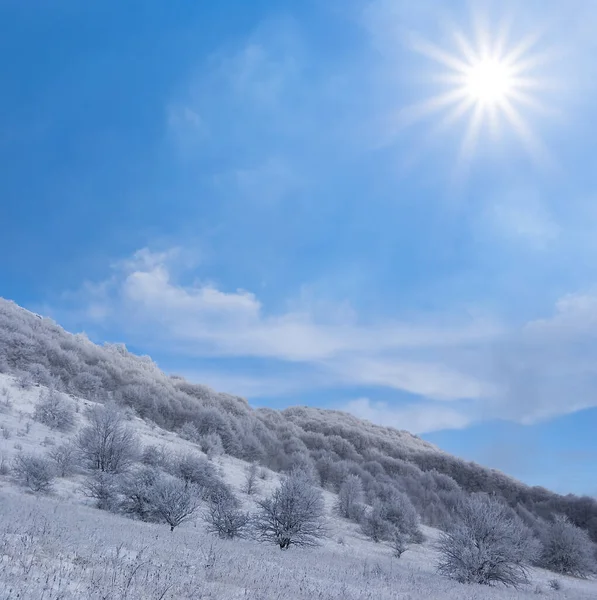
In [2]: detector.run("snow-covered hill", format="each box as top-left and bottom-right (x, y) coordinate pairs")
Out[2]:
(1, 372), (595, 600)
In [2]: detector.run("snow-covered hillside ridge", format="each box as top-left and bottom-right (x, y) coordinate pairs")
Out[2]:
(0, 372), (595, 600)
(1, 297), (596, 536)
(0, 297), (597, 599)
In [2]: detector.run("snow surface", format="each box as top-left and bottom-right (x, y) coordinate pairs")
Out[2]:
(0, 373), (595, 599)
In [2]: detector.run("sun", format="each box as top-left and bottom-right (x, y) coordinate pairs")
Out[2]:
(464, 58), (514, 106)
(398, 14), (552, 165)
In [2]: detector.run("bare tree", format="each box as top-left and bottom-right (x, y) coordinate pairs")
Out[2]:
(540, 515), (596, 577)
(149, 475), (201, 531)
(33, 388), (76, 432)
(242, 462), (259, 496)
(48, 442), (78, 477)
(336, 474), (364, 520)
(12, 453), (55, 493)
(81, 471), (119, 511)
(254, 472), (326, 549)
(436, 494), (539, 588)
(204, 491), (249, 539)
(77, 404), (139, 473)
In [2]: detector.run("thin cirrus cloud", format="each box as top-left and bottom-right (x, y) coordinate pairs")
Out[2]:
(59, 248), (498, 403)
(53, 247), (597, 433)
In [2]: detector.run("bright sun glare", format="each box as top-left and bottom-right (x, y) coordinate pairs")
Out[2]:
(401, 13), (551, 165)
(465, 59), (514, 105)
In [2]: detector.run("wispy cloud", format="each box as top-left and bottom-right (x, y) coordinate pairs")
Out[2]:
(57, 247), (497, 404)
(343, 397), (474, 434)
(55, 246), (597, 433)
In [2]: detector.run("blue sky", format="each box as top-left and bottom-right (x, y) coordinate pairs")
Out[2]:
(2, 0), (597, 495)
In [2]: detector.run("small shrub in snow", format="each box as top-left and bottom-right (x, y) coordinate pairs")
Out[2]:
(48, 442), (78, 477)
(201, 432), (224, 460)
(1, 425), (11, 439)
(141, 444), (171, 468)
(149, 474), (201, 531)
(12, 453), (55, 493)
(548, 578), (562, 591)
(171, 452), (217, 489)
(0, 388), (12, 411)
(0, 453), (10, 475)
(81, 471), (119, 511)
(436, 494), (539, 588)
(179, 421), (200, 443)
(336, 474), (364, 521)
(242, 462), (259, 496)
(391, 532), (408, 558)
(33, 388), (76, 432)
(254, 471), (326, 549)
(77, 404), (139, 473)
(17, 374), (34, 390)
(540, 515), (596, 577)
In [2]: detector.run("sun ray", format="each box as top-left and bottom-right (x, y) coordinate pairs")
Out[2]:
(398, 12), (553, 167)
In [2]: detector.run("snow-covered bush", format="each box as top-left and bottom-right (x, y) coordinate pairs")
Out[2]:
(391, 532), (408, 558)
(242, 462), (259, 496)
(81, 471), (119, 510)
(204, 491), (249, 539)
(140, 444), (171, 469)
(148, 474), (201, 531)
(382, 491), (421, 541)
(48, 442), (78, 477)
(34, 388), (76, 431)
(436, 494), (539, 587)
(336, 474), (364, 521)
(12, 453), (55, 493)
(254, 471), (326, 549)
(361, 502), (394, 543)
(117, 466), (160, 521)
(170, 452), (217, 489)
(77, 404), (139, 473)
(540, 515), (596, 577)
(200, 432), (224, 460)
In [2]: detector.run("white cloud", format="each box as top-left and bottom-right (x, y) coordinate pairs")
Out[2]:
(343, 397), (473, 434)
(63, 247), (496, 402)
(59, 248), (597, 430)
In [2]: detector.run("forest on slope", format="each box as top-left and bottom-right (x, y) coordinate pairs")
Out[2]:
(1, 296), (596, 546)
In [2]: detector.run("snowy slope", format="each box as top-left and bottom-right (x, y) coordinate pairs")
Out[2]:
(1, 372), (596, 599)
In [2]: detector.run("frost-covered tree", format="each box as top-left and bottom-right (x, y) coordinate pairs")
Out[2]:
(48, 442), (78, 477)
(12, 453), (55, 493)
(336, 474), (364, 521)
(254, 471), (326, 549)
(201, 432), (224, 460)
(118, 466), (160, 521)
(540, 515), (596, 577)
(77, 404), (139, 473)
(204, 490), (249, 539)
(382, 491), (421, 541)
(33, 388), (76, 432)
(81, 471), (119, 510)
(361, 502), (394, 543)
(149, 475), (201, 531)
(436, 494), (539, 587)
(242, 462), (259, 496)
